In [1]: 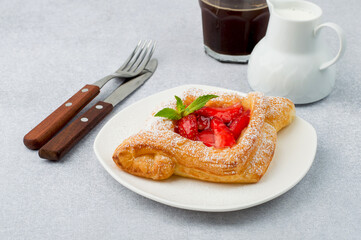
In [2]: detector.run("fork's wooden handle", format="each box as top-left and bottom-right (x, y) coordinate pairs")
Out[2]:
(24, 84), (100, 150)
(39, 101), (113, 161)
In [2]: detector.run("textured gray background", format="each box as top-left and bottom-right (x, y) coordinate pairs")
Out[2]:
(1, 0), (360, 239)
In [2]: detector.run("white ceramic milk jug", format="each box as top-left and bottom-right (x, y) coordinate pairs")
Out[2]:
(247, 0), (345, 104)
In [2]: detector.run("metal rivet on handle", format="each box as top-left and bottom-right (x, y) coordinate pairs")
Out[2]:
(81, 88), (89, 92)
(81, 118), (88, 122)
(65, 102), (72, 107)
(95, 105), (103, 109)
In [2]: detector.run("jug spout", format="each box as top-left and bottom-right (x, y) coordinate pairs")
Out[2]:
(265, 0), (323, 53)
(267, 0), (304, 10)
(266, 0), (290, 13)
(266, 0), (275, 13)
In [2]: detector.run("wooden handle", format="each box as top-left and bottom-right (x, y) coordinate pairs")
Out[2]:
(23, 84), (100, 150)
(38, 101), (113, 161)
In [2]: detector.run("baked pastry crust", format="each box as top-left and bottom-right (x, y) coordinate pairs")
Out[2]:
(113, 89), (295, 183)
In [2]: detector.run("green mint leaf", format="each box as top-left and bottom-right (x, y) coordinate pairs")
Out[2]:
(184, 94), (218, 116)
(175, 96), (186, 113)
(154, 108), (182, 120)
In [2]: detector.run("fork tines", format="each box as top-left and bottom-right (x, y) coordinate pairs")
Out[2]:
(122, 40), (156, 73)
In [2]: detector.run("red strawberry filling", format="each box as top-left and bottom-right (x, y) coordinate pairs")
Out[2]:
(176, 115), (198, 140)
(197, 115), (211, 131)
(195, 103), (243, 123)
(175, 103), (250, 148)
(196, 129), (215, 147)
(228, 110), (250, 140)
(211, 117), (236, 148)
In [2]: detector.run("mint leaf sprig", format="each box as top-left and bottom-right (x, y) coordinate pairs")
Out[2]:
(154, 94), (218, 120)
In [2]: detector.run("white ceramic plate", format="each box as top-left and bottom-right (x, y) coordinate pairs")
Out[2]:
(94, 85), (317, 212)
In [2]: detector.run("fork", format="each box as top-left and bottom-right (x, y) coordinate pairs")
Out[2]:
(93, 40), (156, 87)
(24, 40), (156, 150)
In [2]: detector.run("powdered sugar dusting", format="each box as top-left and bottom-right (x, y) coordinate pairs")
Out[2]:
(114, 88), (295, 182)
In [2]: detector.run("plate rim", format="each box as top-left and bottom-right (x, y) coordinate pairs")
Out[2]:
(94, 84), (317, 212)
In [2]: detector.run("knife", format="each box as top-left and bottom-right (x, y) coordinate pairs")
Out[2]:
(38, 59), (158, 161)
(23, 40), (155, 150)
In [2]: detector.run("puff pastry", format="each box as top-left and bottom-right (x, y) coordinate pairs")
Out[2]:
(113, 89), (295, 183)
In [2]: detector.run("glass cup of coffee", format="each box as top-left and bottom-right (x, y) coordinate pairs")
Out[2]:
(199, 0), (270, 63)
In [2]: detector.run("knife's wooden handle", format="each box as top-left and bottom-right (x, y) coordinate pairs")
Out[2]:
(39, 101), (113, 161)
(23, 84), (100, 150)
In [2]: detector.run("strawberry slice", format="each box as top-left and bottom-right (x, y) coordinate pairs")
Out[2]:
(176, 114), (198, 140)
(229, 110), (250, 140)
(196, 130), (215, 147)
(197, 115), (211, 131)
(195, 103), (243, 123)
(174, 124), (179, 133)
(211, 117), (236, 148)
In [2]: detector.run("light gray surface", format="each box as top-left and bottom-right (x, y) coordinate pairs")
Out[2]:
(1, 0), (360, 239)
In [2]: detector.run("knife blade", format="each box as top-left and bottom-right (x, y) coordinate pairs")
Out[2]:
(38, 59), (158, 161)
(104, 58), (157, 106)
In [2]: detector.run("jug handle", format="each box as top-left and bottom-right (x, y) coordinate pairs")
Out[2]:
(314, 22), (346, 71)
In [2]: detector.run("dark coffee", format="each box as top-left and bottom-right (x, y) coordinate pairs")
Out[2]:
(199, 0), (270, 56)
